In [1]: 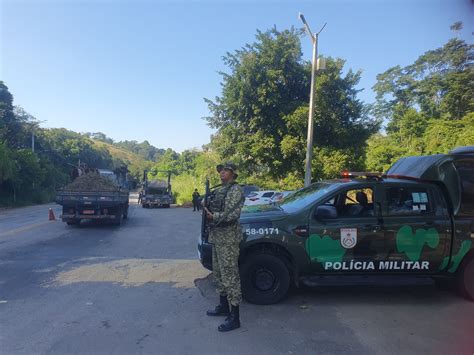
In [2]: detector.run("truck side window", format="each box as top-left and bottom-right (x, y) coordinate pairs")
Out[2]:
(324, 188), (374, 217)
(386, 187), (431, 215)
(454, 158), (474, 216)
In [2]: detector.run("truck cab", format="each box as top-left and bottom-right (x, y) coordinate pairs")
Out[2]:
(141, 170), (173, 208)
(198, 147), (474, 304)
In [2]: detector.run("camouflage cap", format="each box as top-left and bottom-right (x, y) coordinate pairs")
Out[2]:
(216, 162), (238, 177)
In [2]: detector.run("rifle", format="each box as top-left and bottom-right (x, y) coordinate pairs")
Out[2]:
(201, 178), (210, 242)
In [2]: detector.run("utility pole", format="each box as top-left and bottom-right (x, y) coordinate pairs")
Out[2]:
(299, 13), (326, 187)
(29, 120), (46, 153)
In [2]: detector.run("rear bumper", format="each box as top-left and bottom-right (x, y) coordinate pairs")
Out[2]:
(143, 201), (171, 206)
(61, 214), (118, 220)
(198, 236), (213, 271)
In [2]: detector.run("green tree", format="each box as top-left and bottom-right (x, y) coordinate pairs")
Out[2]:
(368, 38), (474, 172)
(365, 134), (406, 172)
(115, 140), (165, 162)
(0, 142), (16, 183)
(149, 148), (180, 180)
(423, 113), (474, 154)
(205, 27), (378, 182)
(85, 132), (114, 144)
(179, 149), (199, 173)
(0, 82), (25, 148)
(373, 39), (473, 121)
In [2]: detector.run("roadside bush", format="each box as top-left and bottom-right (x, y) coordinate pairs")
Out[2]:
(171, 174), (201, 205)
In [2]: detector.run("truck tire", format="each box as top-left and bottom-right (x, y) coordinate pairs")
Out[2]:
(66, 219), (80, 226)
(123, 205), (128, 219)
(457, 255), (474, 301)
(240, 253), (290, 305)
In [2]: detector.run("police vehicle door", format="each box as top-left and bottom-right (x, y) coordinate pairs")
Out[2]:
(381, 183), (450, 273)
(308, 185), (385, 273)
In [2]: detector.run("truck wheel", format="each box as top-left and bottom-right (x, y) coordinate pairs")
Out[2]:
(457, 255), (474, 301)
(240, 253), (290, 305)
(123, 206), (128, 219)
(66, 219), (80, 226)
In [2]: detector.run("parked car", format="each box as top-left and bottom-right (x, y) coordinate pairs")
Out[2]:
(245, 190), (276, 206)
(241, 184), (260, 197)
(270, 191), (295, 203)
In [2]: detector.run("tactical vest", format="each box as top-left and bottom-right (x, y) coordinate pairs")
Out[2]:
(209, 182), (236, 213)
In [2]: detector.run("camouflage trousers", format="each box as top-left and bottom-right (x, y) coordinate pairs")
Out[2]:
(212, 242), (242, 306)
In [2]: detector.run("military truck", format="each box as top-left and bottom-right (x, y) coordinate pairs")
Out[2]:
(198, 147), (474, 304)
(141, 170), (172, 208)
(56, 168), (130, 226)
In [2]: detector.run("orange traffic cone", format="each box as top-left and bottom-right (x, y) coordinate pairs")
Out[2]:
(49, 208), (56, 221)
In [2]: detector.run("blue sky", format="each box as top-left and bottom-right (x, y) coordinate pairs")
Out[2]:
(1, 0), (472, 152)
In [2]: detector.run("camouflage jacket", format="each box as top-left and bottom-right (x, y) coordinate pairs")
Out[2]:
(209, 182), (245, 244)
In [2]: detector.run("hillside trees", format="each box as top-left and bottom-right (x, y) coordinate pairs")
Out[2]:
(0, 82), (124, 205)
(115, 140), (165, 162)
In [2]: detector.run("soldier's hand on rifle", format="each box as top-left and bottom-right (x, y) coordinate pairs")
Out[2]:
(204, 207), (213, 221)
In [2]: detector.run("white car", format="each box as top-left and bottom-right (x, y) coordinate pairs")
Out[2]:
(244, 190), (277, 206)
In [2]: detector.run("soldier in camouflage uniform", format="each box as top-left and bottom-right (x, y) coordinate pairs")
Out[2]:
(204, 162), (245, 332)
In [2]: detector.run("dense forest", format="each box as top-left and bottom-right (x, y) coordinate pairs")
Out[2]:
(1, 27), (472, 207)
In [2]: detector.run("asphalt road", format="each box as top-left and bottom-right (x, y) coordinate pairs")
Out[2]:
(0, 200), (473, 355)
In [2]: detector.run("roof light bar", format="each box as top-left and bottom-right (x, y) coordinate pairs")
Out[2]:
(340, 171), (383, 180)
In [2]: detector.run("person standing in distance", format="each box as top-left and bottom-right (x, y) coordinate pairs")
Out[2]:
(204, 162), (245, 332)
(192, 189), (201, 212)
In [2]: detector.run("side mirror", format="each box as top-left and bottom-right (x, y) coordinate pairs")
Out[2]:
(314, 205), (337, 220)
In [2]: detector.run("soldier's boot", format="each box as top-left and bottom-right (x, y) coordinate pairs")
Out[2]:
(218, 305), (240, 332)
(206, 295), (230, 316)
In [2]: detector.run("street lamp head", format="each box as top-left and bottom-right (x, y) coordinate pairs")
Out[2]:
(299, 12), (307, 25)
(298, 12), (314, 39)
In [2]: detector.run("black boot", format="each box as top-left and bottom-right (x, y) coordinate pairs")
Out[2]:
(206, 295), (230, 316)
(218, 305), (240, 332)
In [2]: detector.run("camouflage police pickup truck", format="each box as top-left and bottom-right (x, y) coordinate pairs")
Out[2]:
(198, 147), (474, 304)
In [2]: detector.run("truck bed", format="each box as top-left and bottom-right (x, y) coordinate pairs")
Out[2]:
(56, 190), (130, 223)
(56, 190), (129, 206)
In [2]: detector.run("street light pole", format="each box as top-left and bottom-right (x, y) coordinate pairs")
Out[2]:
(299, 13), (326, 187)
(28, 120), (46, 154)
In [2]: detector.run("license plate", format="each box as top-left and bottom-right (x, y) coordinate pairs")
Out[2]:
(82, 210), (95, 215)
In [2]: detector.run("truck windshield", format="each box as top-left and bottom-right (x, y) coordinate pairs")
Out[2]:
(279, 182), (340, 213)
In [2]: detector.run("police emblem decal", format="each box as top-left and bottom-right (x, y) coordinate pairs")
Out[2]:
(340, 228), (357, 249)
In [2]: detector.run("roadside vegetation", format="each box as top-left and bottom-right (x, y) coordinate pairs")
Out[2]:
(1, 25), (472, 207)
